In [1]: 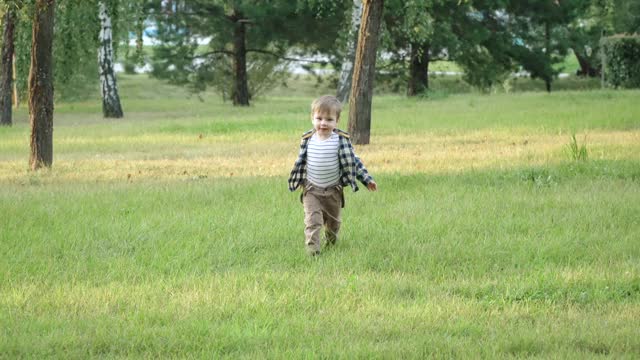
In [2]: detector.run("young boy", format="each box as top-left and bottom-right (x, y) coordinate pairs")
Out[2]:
(288, 95), (377, 256)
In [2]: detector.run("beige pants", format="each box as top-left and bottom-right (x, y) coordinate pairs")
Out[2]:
(302, 183), (343, 254)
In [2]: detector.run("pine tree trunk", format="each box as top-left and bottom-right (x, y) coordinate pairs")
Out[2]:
(407, 42), (430, 96)
(98, 2), (124, 118)
(29, 0), (55, 170)
(347, 0), (384, 145)
(0, 8), (17, 126)
(544, 21), (552, 93)
(336, 0), (363, 104)
(232, 17), (250, 106)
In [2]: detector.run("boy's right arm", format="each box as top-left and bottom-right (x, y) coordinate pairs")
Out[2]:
(288, 136), (308, 191)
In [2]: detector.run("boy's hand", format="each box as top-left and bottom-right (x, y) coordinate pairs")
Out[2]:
(367, 181), (378, 191)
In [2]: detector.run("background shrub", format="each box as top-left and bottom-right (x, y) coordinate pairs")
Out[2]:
(602, 34), (640, 88)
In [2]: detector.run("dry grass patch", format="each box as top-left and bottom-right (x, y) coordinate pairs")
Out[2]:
(1, 130), (638, 184)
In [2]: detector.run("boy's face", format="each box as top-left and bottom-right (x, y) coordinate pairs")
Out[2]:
(311, 110), (339, 136)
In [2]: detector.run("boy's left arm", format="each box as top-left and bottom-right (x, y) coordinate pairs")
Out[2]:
(345, 135), (377, 191)
(354, 154), (378, 191)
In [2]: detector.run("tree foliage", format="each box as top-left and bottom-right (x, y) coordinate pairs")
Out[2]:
(3, 0), (636, 106)
(379, 0), (516, 93)
(54, 0), (101, 100)
(147, 0), (347, 104)
(567, 0), (640, 78)
(7, 0), (142, 102)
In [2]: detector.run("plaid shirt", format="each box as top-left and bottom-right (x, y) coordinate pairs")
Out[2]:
(288, 128), (374, 192)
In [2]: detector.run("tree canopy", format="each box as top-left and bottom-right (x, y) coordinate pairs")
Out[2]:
(2, 0), (638, 109)
(147, 0), (347, 105)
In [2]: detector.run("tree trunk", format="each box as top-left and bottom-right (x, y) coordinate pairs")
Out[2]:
(544, 21), (552, 93)
(407, 42), (430, 96)
(12, 54), (18, 108)
(232, 16), (250, 106)
(348, 0), (384, 145)
(0, 7), (17, 126)
(29, 0), (55, 170)
(337, 0), (363, 104)
(573, 49), (599, 77)
(98, 2), (124, 118)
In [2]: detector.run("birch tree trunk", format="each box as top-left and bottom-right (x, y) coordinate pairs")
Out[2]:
(347, 0), (384, 145)
(29, 0), (55, 170)
(0, 7), (17, 126)
(98, 2), (124, 118)
(336, 0), (363, 104)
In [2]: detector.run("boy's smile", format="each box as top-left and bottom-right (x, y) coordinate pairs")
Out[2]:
(312, 110), (338, 139)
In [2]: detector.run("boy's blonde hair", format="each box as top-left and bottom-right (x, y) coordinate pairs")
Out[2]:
(311, 95), (342, 118)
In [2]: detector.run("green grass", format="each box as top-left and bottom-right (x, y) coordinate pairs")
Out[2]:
(1, 75), (639, 358)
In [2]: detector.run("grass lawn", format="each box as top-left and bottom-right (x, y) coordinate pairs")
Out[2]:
(1, 75), (639, 358)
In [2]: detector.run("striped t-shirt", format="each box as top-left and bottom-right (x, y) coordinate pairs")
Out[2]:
(306, 132), (340, 187)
